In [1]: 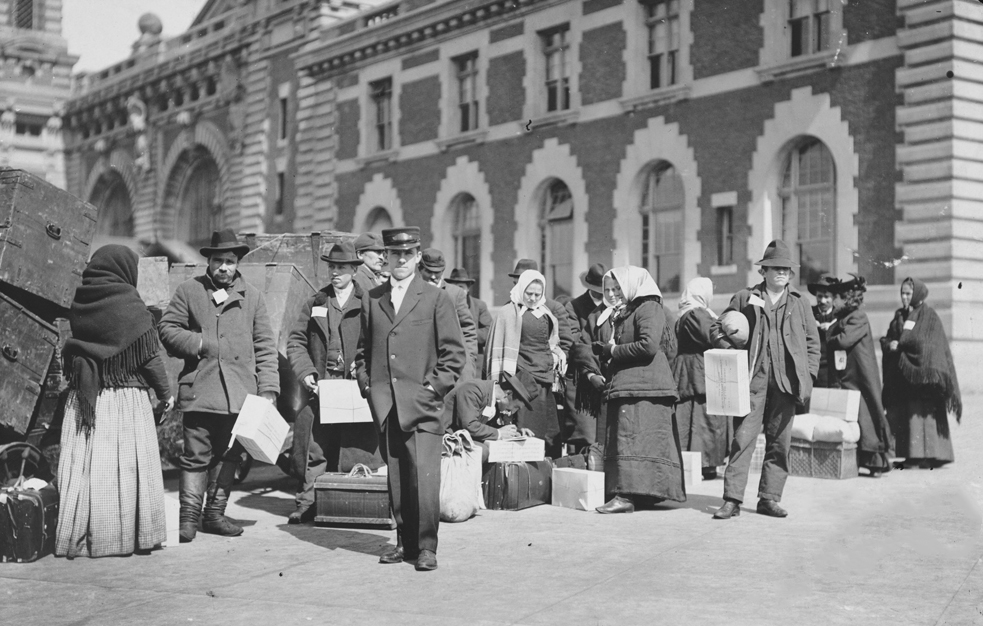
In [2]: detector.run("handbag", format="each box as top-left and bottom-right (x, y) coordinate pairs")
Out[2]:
(439, 430), (483, 523)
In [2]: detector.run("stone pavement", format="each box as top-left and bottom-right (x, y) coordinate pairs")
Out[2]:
(2, 402), (981, 626)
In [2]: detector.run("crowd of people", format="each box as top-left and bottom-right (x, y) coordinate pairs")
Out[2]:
(52, 228), (962, 570)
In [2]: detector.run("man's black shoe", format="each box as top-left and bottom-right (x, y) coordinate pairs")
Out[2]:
(415, 549), (438, 571)
(713, 500), (741, 519)
(756, 499), (788, 518)
(379, 546), (404, 564)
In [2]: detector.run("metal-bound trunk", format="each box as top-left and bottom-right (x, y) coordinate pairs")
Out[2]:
(0, 291), (58, 435)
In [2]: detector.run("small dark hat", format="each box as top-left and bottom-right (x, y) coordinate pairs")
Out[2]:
(420, 248), (446, 272)
(321, 241), (362, 266)
(200, 228), (250, 259)
(501, 371), (536, 410)
(807, 273), (840, 296)
(580, 263), (607, 292)
(755, 239), (799, 268)
(831, 273), (867, 294)
(508, 258), (539, 278)
(444, 268), (475, 285)
(353, 232), (386, 253)
(382, 227), (421, 251)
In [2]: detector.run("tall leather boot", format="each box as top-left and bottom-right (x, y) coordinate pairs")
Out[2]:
(201, 460), (244, 537)
(179, 470), (208, 543)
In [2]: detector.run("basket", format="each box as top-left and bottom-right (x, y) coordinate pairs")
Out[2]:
(789, 439), (858, 479)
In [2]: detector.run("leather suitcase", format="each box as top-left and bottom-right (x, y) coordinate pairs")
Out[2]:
(0, 484), (59, 562)
(0, 291), (58, 435)
(0, 168), (98, 312)
(314, 472), (394, 528)
(482, 460), (553, 511)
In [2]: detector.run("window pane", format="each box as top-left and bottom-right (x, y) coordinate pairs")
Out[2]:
(548, 219), (574, 298)
(790, 19), (806, 57)
(654, 21), (668, 53)
(816, 13), (830, 52)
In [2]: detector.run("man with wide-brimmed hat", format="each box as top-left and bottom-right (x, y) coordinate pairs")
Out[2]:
(418, 249), (478, 379)
(285, 240), (381, 523)
(442, 370), (538, 462)
(562, 263), (606, 452)
(355, 227), (466, 571)
(807, 273), (840, 389)
(444, 267), (492, 360)
(353, 232), (389, 291)
(711, 239), (819, 520)
(160, 228), (280, 542)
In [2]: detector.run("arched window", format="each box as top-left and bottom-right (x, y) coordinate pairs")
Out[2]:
(640, 162), (683, 293)
(176, 151), (221, 248)
(779, 138), (835, 285)
(364, 206), (393, 233)
(90, 173), (133, 237)
(540, 179), (573, 298)
(452, 193), (481, 290)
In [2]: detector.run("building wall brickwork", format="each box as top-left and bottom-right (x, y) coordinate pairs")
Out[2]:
(486, 51), (526, 126)
(579, 22), (625, 105)
(691, 0), (764, 79)
(398, 75), (442, 146)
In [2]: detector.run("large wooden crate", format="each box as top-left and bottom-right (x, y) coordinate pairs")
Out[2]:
(238, 231), (355, 286)
(0, 291), (58, 435)
(789, 439), (858, 479)
(314, 472), (394, 528)
(0, 168), (97, 312)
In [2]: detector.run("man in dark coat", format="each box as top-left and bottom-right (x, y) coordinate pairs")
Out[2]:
(562, 263), (605, 451)
(712, 240), (819, 520)
(807, 274), (839, 389)
(442, 370), (537, 460)
(355, 227), (466, 572)
(159, 229), (280, 543)
(353, 232), (388, 292)
(444, 267), (492, 361)
(286, 241), (379, 523)
(418, 249), (478, 379)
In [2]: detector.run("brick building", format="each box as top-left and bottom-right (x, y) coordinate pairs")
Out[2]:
(293, 0), (983, 385)
(0, 0), (76, 185)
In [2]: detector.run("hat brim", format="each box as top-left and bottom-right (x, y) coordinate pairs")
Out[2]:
(356, 245), (386, 253)
(200, 244), (250, 258)
(320, 256), (363, 266)
(420, 263), (446, 273)
(385, 243), (420, 251)
(580, 276), (603, 292)
(445, 277), (475, 285)
(755, 259), (799, 268)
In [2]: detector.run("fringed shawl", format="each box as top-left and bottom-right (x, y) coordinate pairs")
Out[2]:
(63, 245), (160, 430)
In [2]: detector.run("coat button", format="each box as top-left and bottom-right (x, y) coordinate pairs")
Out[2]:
(392, 377), (397, 383)
(390, 355), (395, 359)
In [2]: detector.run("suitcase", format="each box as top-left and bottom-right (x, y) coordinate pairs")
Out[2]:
(0, 291), (59, 435)
(238, 232), (355, 286)
(314, 471), (394, 528)
(482, 460), (553, 511)
(0, 168), (98, 312)
(0, 484), (59, 562)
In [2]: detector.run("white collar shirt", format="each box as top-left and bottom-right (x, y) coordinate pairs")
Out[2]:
(334, 282), (354, 308)
(390, 274), (414, 313)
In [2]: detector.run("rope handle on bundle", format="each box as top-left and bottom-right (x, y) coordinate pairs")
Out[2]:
(347, 463), (373, 478)
(442, 429), (475, 457)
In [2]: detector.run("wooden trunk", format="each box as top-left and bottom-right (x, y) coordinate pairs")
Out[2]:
(0, 168), (97, 312)
(0, 291), (58, 435)
(314, 472), (394, 528)
(238, 232), (356, 286)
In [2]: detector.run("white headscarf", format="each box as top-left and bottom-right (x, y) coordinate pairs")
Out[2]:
(596, 266), (661, 326)
(678, 276), (717, 319)
(510, 269), (548, 316)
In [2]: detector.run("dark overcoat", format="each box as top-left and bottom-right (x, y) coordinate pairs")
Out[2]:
(468, 295), (493, 354)
(672, 307), (714, 399)
(442, 379), (498, 442)
(442, 281), (478, 379)
(605, 297), (678, 401)
(356, 275), (467, 435)
(160, 273), (279, 415)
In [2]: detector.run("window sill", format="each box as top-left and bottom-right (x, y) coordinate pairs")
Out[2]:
(619, 84), (691, 112)
(756, 50), (840, 83)
(355, 149), (398, 168)
(435, 129), (487, 152)
(710, 264), (738, 276)
(524, 109), (579, 131)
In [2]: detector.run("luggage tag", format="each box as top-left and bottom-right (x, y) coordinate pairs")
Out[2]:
(212, 289), (228, 305)
(834, 350), (847, 370)
(748, 294), (765, 308)
(311, 306), (328, 318)
(903, 320), (915, 331)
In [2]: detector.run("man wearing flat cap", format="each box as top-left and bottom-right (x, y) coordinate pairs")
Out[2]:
(711, 240), (819, 520)
(160, 228), (280, 542)
(353, 232), (389, 292)
(418, 248), (478, 379)
(355, 227), (466, 571)
(445, 267), (492, 363)
(442, 370), (538, 462)
(285, 240), (380, 524)
(562, 263), (606, 452)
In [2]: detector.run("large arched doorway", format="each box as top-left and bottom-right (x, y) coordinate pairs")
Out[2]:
(89, 172), (133, 237)
(164, 147), (222, 248)
(364, 206), (393, 233)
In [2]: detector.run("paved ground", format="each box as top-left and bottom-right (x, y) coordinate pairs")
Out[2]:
(2, 399), (981, 626)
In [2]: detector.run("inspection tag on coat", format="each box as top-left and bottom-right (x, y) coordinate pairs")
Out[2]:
(311, 306), (328, 318)
(903, 320), (916, 331)
(212, 289), (228, 304)
(834, 350), (847, 371)
(748, 294), (765, 308)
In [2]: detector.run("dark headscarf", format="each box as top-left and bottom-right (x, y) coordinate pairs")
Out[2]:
(895, 277), (962, 420)
(63, 245), (160, 429)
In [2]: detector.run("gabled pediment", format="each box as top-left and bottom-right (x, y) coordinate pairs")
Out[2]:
(191, 0), (242, 27)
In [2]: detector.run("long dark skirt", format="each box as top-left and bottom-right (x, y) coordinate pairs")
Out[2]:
(675, 395), (731, 468)
(889, 395), (954, 466)
(515, 373), (562, 458)
(604, 397), (686, 502)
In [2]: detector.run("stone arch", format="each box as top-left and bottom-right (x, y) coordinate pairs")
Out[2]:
(513, 138), (589, 296)
(747, 86), (859, 286)
(612, 116), (701, 289)
(83, 148), (137, 210)
(158, 121), (230, 241)
(352, 173), (405, 233)
(431, 156), (494, 300)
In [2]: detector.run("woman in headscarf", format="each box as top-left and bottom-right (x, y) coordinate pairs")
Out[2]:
(485, 269), (567, 458)
(880, 277), (961, 468)
(592, 266), (684, 513)
(57, 245), (173, 558)
(827, 275), (893, 477)
(673, 277), (730, 481)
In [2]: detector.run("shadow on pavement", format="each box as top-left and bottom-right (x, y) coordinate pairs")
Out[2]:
(234, 490), (295, 518)
(649, 493), (724, 516)
(278, 524), (391, 557)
